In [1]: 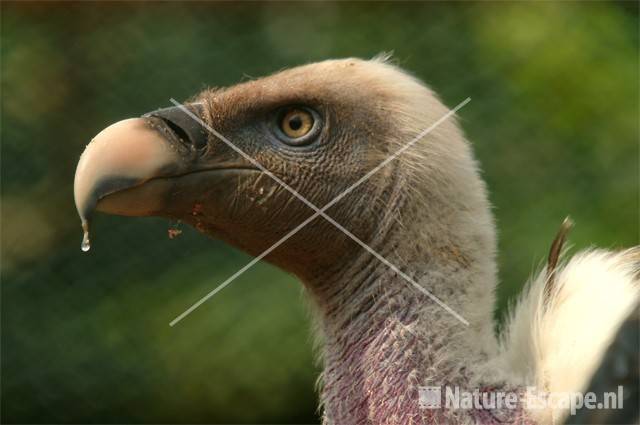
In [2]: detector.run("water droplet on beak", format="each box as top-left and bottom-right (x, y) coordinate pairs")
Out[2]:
(81, 222), (91, 252)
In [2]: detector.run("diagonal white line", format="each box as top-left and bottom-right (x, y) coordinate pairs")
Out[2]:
(302, 208), (470, 325)
(169, 210), (323, 327)
(169, 97), (470, 327)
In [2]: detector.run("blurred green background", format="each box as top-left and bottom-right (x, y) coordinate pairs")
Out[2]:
(1, 1), (638, 423)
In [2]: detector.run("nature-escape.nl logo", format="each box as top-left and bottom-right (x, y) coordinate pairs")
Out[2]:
(418, 385), (625, 416)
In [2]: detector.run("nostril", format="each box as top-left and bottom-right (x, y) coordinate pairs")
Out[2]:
(161, 117), (192, 146)
(143, 104), (208, 150)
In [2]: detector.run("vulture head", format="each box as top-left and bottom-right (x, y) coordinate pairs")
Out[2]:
(75, 57), (492, 289)
(74, 58), (640, 424)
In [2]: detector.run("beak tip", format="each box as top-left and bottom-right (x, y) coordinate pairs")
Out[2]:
(73, 116), (183, 235)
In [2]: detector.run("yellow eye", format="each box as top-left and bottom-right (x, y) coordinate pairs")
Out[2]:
(280, 108), (314, 139)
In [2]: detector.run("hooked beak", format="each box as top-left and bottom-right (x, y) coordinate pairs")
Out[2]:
(73, 104), (209, 249)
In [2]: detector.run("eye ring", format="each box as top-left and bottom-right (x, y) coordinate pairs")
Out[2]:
(273, 106), (321, 146)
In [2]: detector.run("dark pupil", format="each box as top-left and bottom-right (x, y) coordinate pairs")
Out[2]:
(288, 115), (303, 131)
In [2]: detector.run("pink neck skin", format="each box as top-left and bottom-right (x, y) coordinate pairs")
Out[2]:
(307, 251), (534, 425)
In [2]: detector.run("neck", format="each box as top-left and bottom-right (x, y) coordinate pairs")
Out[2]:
(304, 202), (507, 424)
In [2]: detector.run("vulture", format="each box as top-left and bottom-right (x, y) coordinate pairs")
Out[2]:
(74, 57), (639, 424)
